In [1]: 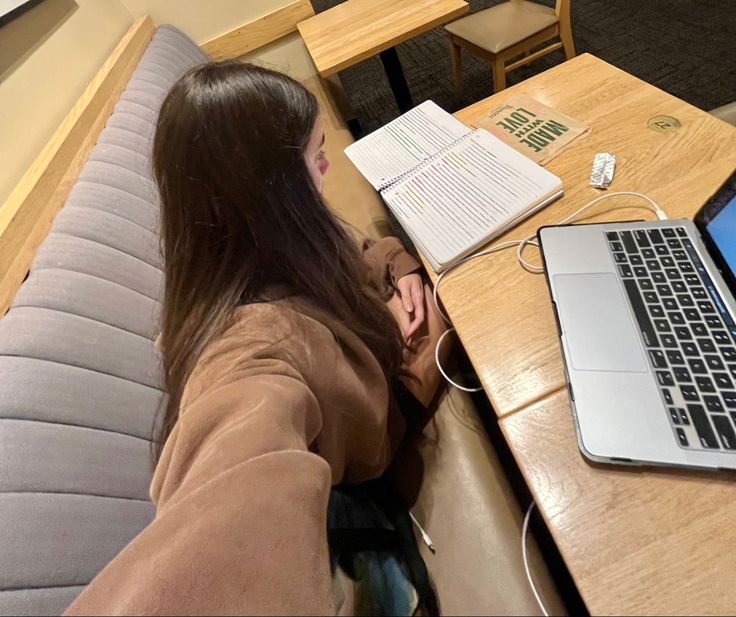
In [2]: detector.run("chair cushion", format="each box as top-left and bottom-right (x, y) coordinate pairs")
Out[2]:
(445, 1), (558, 54)
(391, 385), (565, 615)
(709, 101), (736, 127)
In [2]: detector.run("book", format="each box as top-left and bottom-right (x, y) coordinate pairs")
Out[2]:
(471, 93), (590, 165)
(344, 100), (564, 273)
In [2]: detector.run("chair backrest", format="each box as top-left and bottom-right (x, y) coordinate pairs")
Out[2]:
(0, 24), (208, 617)
(555, 0), (572, 34)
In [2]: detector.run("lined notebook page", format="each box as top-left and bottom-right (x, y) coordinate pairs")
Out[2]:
(344, 100), (470, 190)
(382, 129), (563, 270)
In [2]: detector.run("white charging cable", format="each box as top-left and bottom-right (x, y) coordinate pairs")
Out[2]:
(428, 192), (667, 614)
(523, 502), (549, 617)
(432, 191), (667, 390)
(432, 239), (525, 392)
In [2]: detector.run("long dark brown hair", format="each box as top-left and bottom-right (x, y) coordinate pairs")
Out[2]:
(152, 61), (404, 461)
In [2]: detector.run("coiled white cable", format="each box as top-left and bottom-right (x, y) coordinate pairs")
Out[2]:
(434, 327), (481, 392)
(427, 192), (667, 615)
(523, 502), (549, 617)
(432, 191), (667, 387)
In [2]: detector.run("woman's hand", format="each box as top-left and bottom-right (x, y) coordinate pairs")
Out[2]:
(395, 273), (425, 341)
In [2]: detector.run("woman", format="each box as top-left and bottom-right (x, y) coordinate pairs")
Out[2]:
(65, 62), (439, 615)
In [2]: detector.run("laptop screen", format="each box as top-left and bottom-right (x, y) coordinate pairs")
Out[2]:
(707, 193), (736, 277)
(695, 170), (736, 296)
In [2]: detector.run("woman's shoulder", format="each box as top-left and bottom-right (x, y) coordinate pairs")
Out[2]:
(198, 299), (340, 375)
(227, 299), (337, 348)
(181, 299), (339, 409)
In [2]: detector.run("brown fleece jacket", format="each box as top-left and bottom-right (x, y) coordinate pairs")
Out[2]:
(65, 237), (420, 616)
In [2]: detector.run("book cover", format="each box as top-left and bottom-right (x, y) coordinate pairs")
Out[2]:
(471, 94), (590, 165)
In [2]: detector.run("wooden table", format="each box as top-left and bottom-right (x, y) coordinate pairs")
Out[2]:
(297, 0), (468, 112)
(436, 54), (736, 614)
(502, 389), (736, 615)
(441, 53), (736, 419)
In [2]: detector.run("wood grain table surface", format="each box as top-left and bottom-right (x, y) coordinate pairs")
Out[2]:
(500, 388), (736, 615)
(439, 54), (736, 615)
(297, 0), (469, 77)
(437, 53), (736, 418)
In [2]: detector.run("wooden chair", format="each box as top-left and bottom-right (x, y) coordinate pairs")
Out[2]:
(445, 0), (575, 94)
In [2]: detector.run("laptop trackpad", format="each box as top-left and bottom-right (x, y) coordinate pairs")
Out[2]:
(554, 273), (647, 372)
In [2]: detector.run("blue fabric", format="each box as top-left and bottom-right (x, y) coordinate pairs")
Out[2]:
(327, 484), (418, 616)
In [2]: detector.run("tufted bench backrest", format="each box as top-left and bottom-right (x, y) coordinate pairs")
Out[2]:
(0, 25), (208, 616)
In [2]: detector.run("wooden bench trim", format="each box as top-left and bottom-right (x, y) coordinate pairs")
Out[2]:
(200, 0), (315, 61)
(0, 15), (156, 316)
(0, 1), (317, 316)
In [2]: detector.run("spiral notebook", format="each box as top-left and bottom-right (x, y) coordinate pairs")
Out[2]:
(345, 100), (564, 272)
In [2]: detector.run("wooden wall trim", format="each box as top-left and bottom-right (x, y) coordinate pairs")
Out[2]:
(0, 15), (156, 316)
(200, 0), (315, 61)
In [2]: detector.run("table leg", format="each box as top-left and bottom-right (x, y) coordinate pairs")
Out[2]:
(379, 47), (414, 113)
(321, 73), (363, 137)
(322, 74), (354, 122)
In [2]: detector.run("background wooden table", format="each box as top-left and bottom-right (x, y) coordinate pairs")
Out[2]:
(298, 0), (468, 112)
(297, 0), (468, 77)
(437, 53), (736, 418)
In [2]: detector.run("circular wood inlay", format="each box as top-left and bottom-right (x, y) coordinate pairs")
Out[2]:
(648, 115), (682, 133)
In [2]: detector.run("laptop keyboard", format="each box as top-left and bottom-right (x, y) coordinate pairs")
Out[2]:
(606, 226), (736, 453)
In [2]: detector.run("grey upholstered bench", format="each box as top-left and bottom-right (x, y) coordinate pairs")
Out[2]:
(0, 25), (207, 616)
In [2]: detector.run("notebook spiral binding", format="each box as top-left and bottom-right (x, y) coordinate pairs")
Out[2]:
(378, 131), (477, 193)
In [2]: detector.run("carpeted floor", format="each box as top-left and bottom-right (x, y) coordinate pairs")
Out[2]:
(311, 0), (736, 135)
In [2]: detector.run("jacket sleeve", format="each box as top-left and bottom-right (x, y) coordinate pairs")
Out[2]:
(361, 236), (421, 297)
(65, 353), (336, 616)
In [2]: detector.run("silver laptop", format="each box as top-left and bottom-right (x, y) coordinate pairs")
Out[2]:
(538, 171), (736, 470)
